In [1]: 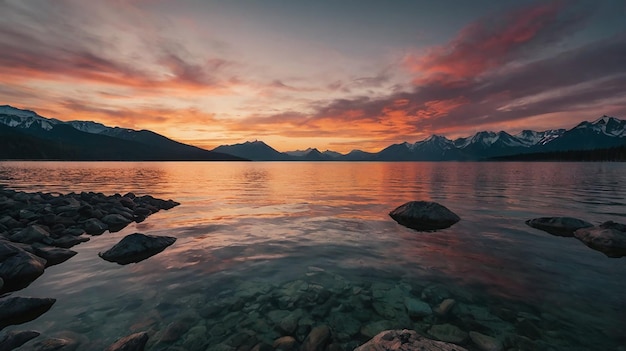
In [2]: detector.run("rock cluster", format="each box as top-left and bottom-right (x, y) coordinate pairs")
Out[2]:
(526, 216), (626, 258)
(389, 201), (460, 231)
(0, 186), (179, 349)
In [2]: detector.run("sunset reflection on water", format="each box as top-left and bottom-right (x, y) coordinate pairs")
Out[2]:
(1, 161), (625, 349)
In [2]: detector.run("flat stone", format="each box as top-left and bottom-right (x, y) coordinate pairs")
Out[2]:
(469, 331), (502, 351)
(428, 324), (468, 344)
(389, 201), (460, 231)
(355, 329), (469, 351)
(273, 336), (297, 351)
(51, 235), (90, 249)
(99, 233), (176, 265)
(104, 332), (148, 351)
(525, 217), (593, 237)
(0, 296), (56, 330)
(574, 222), (626, 258)
(361, 321), (395, 339)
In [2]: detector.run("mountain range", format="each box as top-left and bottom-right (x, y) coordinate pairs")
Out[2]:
(1, 105), (625, 161)
(0, 105), (243, 161)
(212, 116), (626, 161)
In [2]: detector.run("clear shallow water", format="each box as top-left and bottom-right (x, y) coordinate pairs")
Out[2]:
(1, 161), (625, 350)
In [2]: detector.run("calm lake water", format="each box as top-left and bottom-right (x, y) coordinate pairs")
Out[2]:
(1, 161), (625, 351)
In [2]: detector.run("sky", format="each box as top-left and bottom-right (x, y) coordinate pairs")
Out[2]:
(1, 0), (625, 153)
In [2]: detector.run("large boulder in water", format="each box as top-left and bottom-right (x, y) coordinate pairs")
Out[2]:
(389, 201), (460, 231)
(525, 217), (593, 237)
(354, 329), (468, 351)
(574, 221), (626, 258)
(99, 233), (176, 265)
(0, 330), (41, 350)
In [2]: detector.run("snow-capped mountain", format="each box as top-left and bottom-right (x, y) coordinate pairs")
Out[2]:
(574, 115), (626, 137)
(0, 105), (61, 131)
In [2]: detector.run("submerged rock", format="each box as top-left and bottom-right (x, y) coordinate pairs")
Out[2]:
(104, 332), (148, 351)
(428, 324), (468, 344)
(389, 201), (460, 231)
(574, 221), (626, 258)
(355, 329), (469, 351)
(301, 325), (330, 351)
(99, 233), (176, 265)
(0, 296), (56, 330)
(525, 217), (593, 237)
(0, 330), (41, 351)
(469, 331), (502, 351)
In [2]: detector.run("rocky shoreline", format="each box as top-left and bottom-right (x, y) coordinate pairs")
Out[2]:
(0, 186), (180, 350)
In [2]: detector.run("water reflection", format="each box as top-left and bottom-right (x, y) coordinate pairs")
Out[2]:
(1, 161), (625, 350)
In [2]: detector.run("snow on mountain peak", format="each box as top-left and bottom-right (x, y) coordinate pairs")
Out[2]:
(0, 105), (58, 131)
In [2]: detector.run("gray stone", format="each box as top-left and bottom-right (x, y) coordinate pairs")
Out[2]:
(361, 321), (394, 339)
(469, 331), (502, 351)
(404, 298), (432, 318)
(99, 233), (176, 265)
(104, 332), (148, 351)
(51, 235), (90, 249)
(389, 201), (460, 231)
(574, 223), (626, 258)
(428, 324), (468, 344)
(355, 329), (469, 351)
(0, 330), (41, 351)
(525, 217), (593, 237)
(0, 296), (56, 330)
(32, 245), (77, 267)
(100, 214), (132, 232)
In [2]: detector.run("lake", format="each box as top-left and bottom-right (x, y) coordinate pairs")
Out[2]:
(1, 161), (625, 351)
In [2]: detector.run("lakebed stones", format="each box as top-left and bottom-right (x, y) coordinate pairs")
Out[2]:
(525, 217), (593, 237)
(104, 332), (149, 351)
(99, 233), (177, 265)
(573, 221), (626, 258)
(355, 329), (469, 351)
(469, 331), (503, 351)
(389, 201), (460, 231)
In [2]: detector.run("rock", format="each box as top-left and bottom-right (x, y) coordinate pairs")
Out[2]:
(10, 225), (50, 244)
(273, 336), (297, 351)
(99, 233), (176, 265)
(469, 331), (502, 351)
(26, 337), (78, 351)
(434, 299), (456, 316)
(0, 296), (56, 330)
(50, 235), (90, 249)
(428, 324), (468, 344)
(0, 330), (41, 351)
(404, 297), (432, 318)
(0, 241), (47, 293)
(355, 329), (469, 351)
(32, 246), (77, 267)
(574, 222), (626, 257)
(83, 218), (108, 235)
(389, 201), (460, 231)
(100, 214), (132, 232)
(301, 325), (330, 351)
(525, 217), (593, 237)
(104, 332), (148, 351)
(0, 277), (3, 290)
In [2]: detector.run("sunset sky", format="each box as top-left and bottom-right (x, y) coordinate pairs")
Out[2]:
(1, 0), (625, 152)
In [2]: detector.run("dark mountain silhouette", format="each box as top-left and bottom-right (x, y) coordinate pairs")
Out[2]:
(0, 105), (244, 161)
(212, 140), (290, 161)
